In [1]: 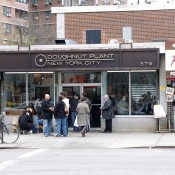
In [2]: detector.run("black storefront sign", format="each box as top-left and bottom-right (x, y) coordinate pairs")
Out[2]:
(0, 48), (159, 71)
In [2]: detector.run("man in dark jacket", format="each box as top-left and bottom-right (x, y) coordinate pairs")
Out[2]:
(54, 96), (68, 137)
(100, 94), (114, 133)
(70, 94), (79, 131)
(41, 94), (54, 137)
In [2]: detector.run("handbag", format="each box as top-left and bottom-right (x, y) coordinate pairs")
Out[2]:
(74, 116), (78, 127)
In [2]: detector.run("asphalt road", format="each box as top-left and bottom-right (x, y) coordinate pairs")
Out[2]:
(0, 148), (175, 175)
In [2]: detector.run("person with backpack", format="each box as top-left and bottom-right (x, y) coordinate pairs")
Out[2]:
(54, 96), (68, 137)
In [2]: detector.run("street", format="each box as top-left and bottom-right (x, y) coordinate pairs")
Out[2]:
(0, 148), (175, 175)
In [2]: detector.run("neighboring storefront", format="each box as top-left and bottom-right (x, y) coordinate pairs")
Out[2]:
(165, 41), (175, 129)
(0, 47), (160, 131)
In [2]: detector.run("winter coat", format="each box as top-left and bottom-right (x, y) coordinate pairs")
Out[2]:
(54, 101), (67, 119)
(41, 100), (53, 119)
(70, 98), (79, 112)
(101, 99), (114, 120)
(18, 113), (33, 131)
(76, 101), (90, 126)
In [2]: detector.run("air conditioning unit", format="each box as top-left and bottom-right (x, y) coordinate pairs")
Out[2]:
(45, 16), (50, 19)
(33, 3), (38, 6)
(6, 13), (11, 17)
(45, 2), (49, 5)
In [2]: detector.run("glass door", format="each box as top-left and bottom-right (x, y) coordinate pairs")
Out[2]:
(83, 86), (101, 127)
(62, 84), (101, 128)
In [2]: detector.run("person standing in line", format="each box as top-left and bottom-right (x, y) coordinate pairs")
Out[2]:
(60, 92), (70, 134)
(60, 92), (70, 109)
(33, 106), (43, 133)
(100, 94), (115, 133)
(70, 94), (80, 131)
(54, 96), (68, 137)
(81, 92), (92, 132)
(41, 94), (54, 137)
(76, 97), (90, 137)
(82, 92), (92, 111)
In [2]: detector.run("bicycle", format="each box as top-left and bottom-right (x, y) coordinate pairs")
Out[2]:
(0, 112), (19, 144)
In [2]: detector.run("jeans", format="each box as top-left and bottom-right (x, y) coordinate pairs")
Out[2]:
(43, 119), (52, 136)
(71, 112), (79, 131)
(34, 115), (43, 126)
(55, 117), (68, 136)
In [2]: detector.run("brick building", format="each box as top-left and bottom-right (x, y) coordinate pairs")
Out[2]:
(52, 3), (175, 44)
(0, 0), (28, 45)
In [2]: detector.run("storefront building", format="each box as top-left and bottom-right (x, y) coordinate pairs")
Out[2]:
(0, 45), (162, 131)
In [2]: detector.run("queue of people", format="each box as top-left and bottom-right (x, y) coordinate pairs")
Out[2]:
(17, 92), (115, 137)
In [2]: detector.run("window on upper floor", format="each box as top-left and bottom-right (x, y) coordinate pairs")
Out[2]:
(3, 6), (11, 17)
(3, 23), (11, 33)
(86, 30), (101, 44)
(44, 25), (51, 33)
(32, 12), (39, 20)
(32, 0), (38, 6)
(21, 26), (29, 35)
(45, 0), (52, 5)
(16, 0), (28, 4)
(32, 25), (40, 34)
(45, 11), (51, 19)
(15, 9), (28, 19)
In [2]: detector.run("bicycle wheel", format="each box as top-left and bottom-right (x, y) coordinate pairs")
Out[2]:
(3, 124), (19, 144)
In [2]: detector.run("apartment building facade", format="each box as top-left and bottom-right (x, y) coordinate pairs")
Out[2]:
(0, 0), (28, 45)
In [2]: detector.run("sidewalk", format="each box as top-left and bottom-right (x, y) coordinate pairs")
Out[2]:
(1, 130), (175, 149)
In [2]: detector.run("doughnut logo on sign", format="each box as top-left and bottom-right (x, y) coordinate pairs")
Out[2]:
(35, 54), (47, 67)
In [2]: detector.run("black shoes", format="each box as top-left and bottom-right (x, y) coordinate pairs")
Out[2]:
(81, 131), (85, 137)
(102, 130), (112, 133)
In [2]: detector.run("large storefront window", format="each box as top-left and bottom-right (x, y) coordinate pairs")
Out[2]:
(4, 72), (55, 115)
(107, 72), (129, 115)
(131, 72), (156, 115)
(4, 73), (26, 115)
(28, 73), (54, 108)
(107, 71), (157, 116)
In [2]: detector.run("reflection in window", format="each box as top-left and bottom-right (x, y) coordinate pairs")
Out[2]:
(62, 72), (101, 83)
(107, 72), (129, 115)
(4, 74), (26, 115)
(131, 72), (156, 115)
(4, 73), (55, 115)
(107, 72), (157, 116)
(28, 73), (54, 109)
